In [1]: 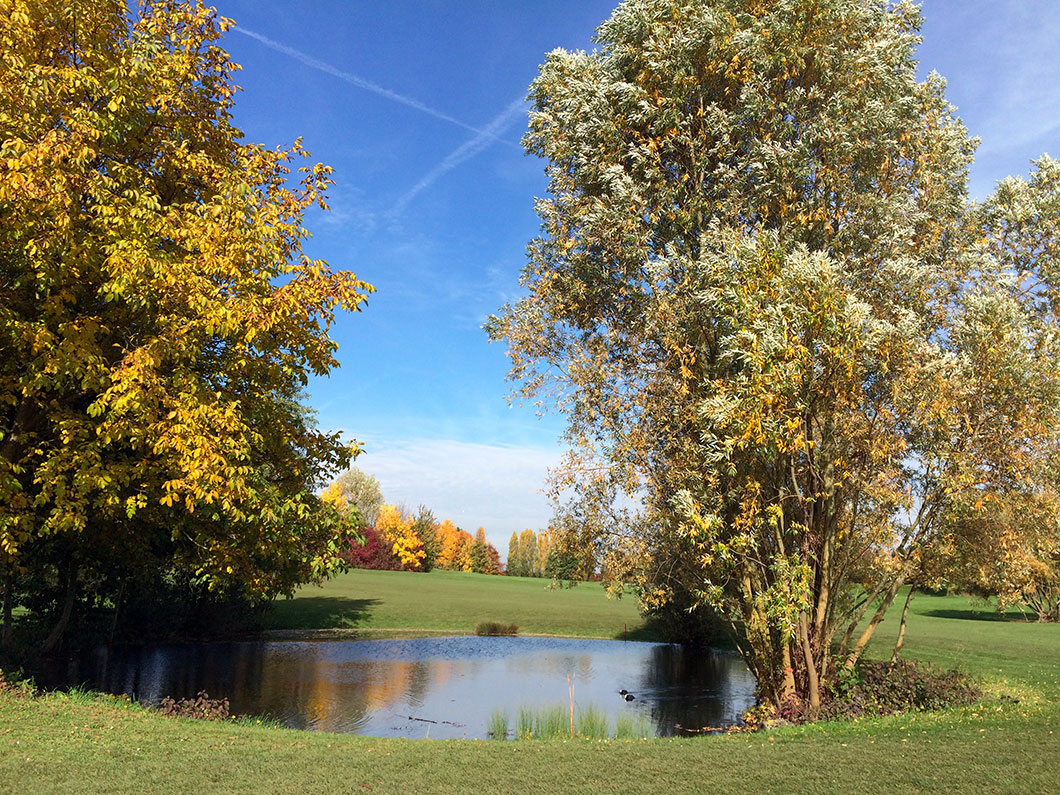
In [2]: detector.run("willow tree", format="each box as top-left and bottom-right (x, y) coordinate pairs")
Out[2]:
(0, 1), (372, 649)
(489, 0), (1060, 711)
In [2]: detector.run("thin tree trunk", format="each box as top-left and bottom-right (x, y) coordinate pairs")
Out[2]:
(843, 577), (903, 671)
(1, 567), (13, 649)
(836, 583), (886, 661)
(799, 612), (820, 717)
(108, 579), (126, 644)
(889, 585), (916, 665)
(40, 564), (77, 655)
(780, 639), (796, 701)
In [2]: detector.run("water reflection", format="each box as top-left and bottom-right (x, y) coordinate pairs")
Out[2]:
(39, 637), (756, 739)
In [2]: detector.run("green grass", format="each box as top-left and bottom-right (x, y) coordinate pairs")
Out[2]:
(263, 568), (649, 639)
(3, 586), (1060, 793)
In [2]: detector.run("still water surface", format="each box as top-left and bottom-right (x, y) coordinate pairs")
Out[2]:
(44, 636), (756, 739)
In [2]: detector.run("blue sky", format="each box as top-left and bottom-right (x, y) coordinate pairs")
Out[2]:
(211, 1), (1060, 551)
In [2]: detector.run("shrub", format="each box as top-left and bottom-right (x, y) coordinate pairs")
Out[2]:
(338, 526), (401, 571)
(156, 691), (231, 721)
(474, 622), (519, 636)
(0, 669), (34, 698)
(774, 660), (982, 724)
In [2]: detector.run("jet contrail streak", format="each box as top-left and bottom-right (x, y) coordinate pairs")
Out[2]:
(388, 96), (528, 217)
(233, 26), (510, 144)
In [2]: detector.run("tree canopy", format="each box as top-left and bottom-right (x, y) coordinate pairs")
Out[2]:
(0, 0), (372, 650)
(490, 0), (1060, 712)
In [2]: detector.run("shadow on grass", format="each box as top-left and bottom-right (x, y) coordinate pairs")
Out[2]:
(923, 608), (1028, 622)
(263, 597), (379, 630)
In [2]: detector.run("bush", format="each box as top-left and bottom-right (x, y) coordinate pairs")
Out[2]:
(774, 660), (982, 724)
(475, 622), (519, 636)
(338, 526), (401, 571)
(156, 691), (231, 721)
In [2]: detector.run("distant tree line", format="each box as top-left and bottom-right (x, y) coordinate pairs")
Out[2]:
(506, 528), (597, 581)
(323, 468), (503, 575)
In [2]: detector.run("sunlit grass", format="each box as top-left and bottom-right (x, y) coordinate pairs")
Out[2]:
(264, 568), (649, 640)
(5, 589), (1060, 793)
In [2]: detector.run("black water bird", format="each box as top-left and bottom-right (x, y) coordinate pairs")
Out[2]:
(618, 689), (628, 696)
(624, 693), (635, 702)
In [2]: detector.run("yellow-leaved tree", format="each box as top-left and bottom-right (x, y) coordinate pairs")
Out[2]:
(0, 0), (372, 651)
(374, 505), (426, 571)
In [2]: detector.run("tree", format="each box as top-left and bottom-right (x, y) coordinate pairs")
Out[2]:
(507, 532), (523, 577)
(412, 506), (441, 572)
(0, 0), (372, 650)
(470, 528), (490, 574)
(323, 467), (384, 528)
(375, 505), (425, 571)
(436, 520), (468, 570)
(489, 0), (1060, 712)
(519, 529), (540, 577)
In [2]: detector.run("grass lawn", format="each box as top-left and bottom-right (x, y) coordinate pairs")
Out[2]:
(263, 568), (651, 640)
(2, 580), (1059, 794)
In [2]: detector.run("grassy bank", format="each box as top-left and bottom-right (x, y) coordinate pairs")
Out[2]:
(263, 568), (651, 640)
(2, 585), (1059, 793)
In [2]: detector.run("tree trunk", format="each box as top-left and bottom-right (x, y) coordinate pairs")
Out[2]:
(843, 576), (903, 671)
(108, 579), (126, 644)
(1, 567), (13, 650)
(40, 564), (77, 655)
(780, 639), (796, 701)
(799, 612), (820, 717)
(889, 586), (916, 665)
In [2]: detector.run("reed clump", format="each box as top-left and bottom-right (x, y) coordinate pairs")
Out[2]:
(489, 703), (654, 740)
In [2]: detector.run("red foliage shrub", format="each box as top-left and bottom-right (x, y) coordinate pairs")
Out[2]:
(338, 526), (401, 571)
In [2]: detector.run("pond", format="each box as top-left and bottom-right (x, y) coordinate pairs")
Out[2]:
(38, 636), (757, 739)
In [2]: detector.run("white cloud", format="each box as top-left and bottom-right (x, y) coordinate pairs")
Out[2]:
(351, 436), (563, 552)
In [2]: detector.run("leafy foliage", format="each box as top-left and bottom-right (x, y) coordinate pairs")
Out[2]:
(321, 467), (384, 528)
(777, 661), (982, 724)
(374, 505), (426, 571)
(0, 0), (372, 650)
(490, 0), (1060, 712)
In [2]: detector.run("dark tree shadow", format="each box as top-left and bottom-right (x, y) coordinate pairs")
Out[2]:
(923, 608), (1028, 622)
(262, 597), (379, 630)
(615, 623), (664, 642)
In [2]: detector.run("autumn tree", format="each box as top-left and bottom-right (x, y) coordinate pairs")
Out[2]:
(0, 0), (373, 650)
(323, 467), (384, 528)
(375, 505), (426, 571)
(411, 506), (441, 572)
(507, 532), (523, 576)
(469, 528), (489, 574)
(519, 528), (540, 577)
(490, 0), (1060, 712)
(435, 520), (472, 571)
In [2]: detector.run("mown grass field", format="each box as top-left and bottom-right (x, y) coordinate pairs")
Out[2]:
(2, 574), (1059, 794)
(263, 568), (650, 640)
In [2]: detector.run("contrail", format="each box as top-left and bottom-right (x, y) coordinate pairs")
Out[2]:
(233, 26), (509, 143)
(388, 97), (528, 217)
